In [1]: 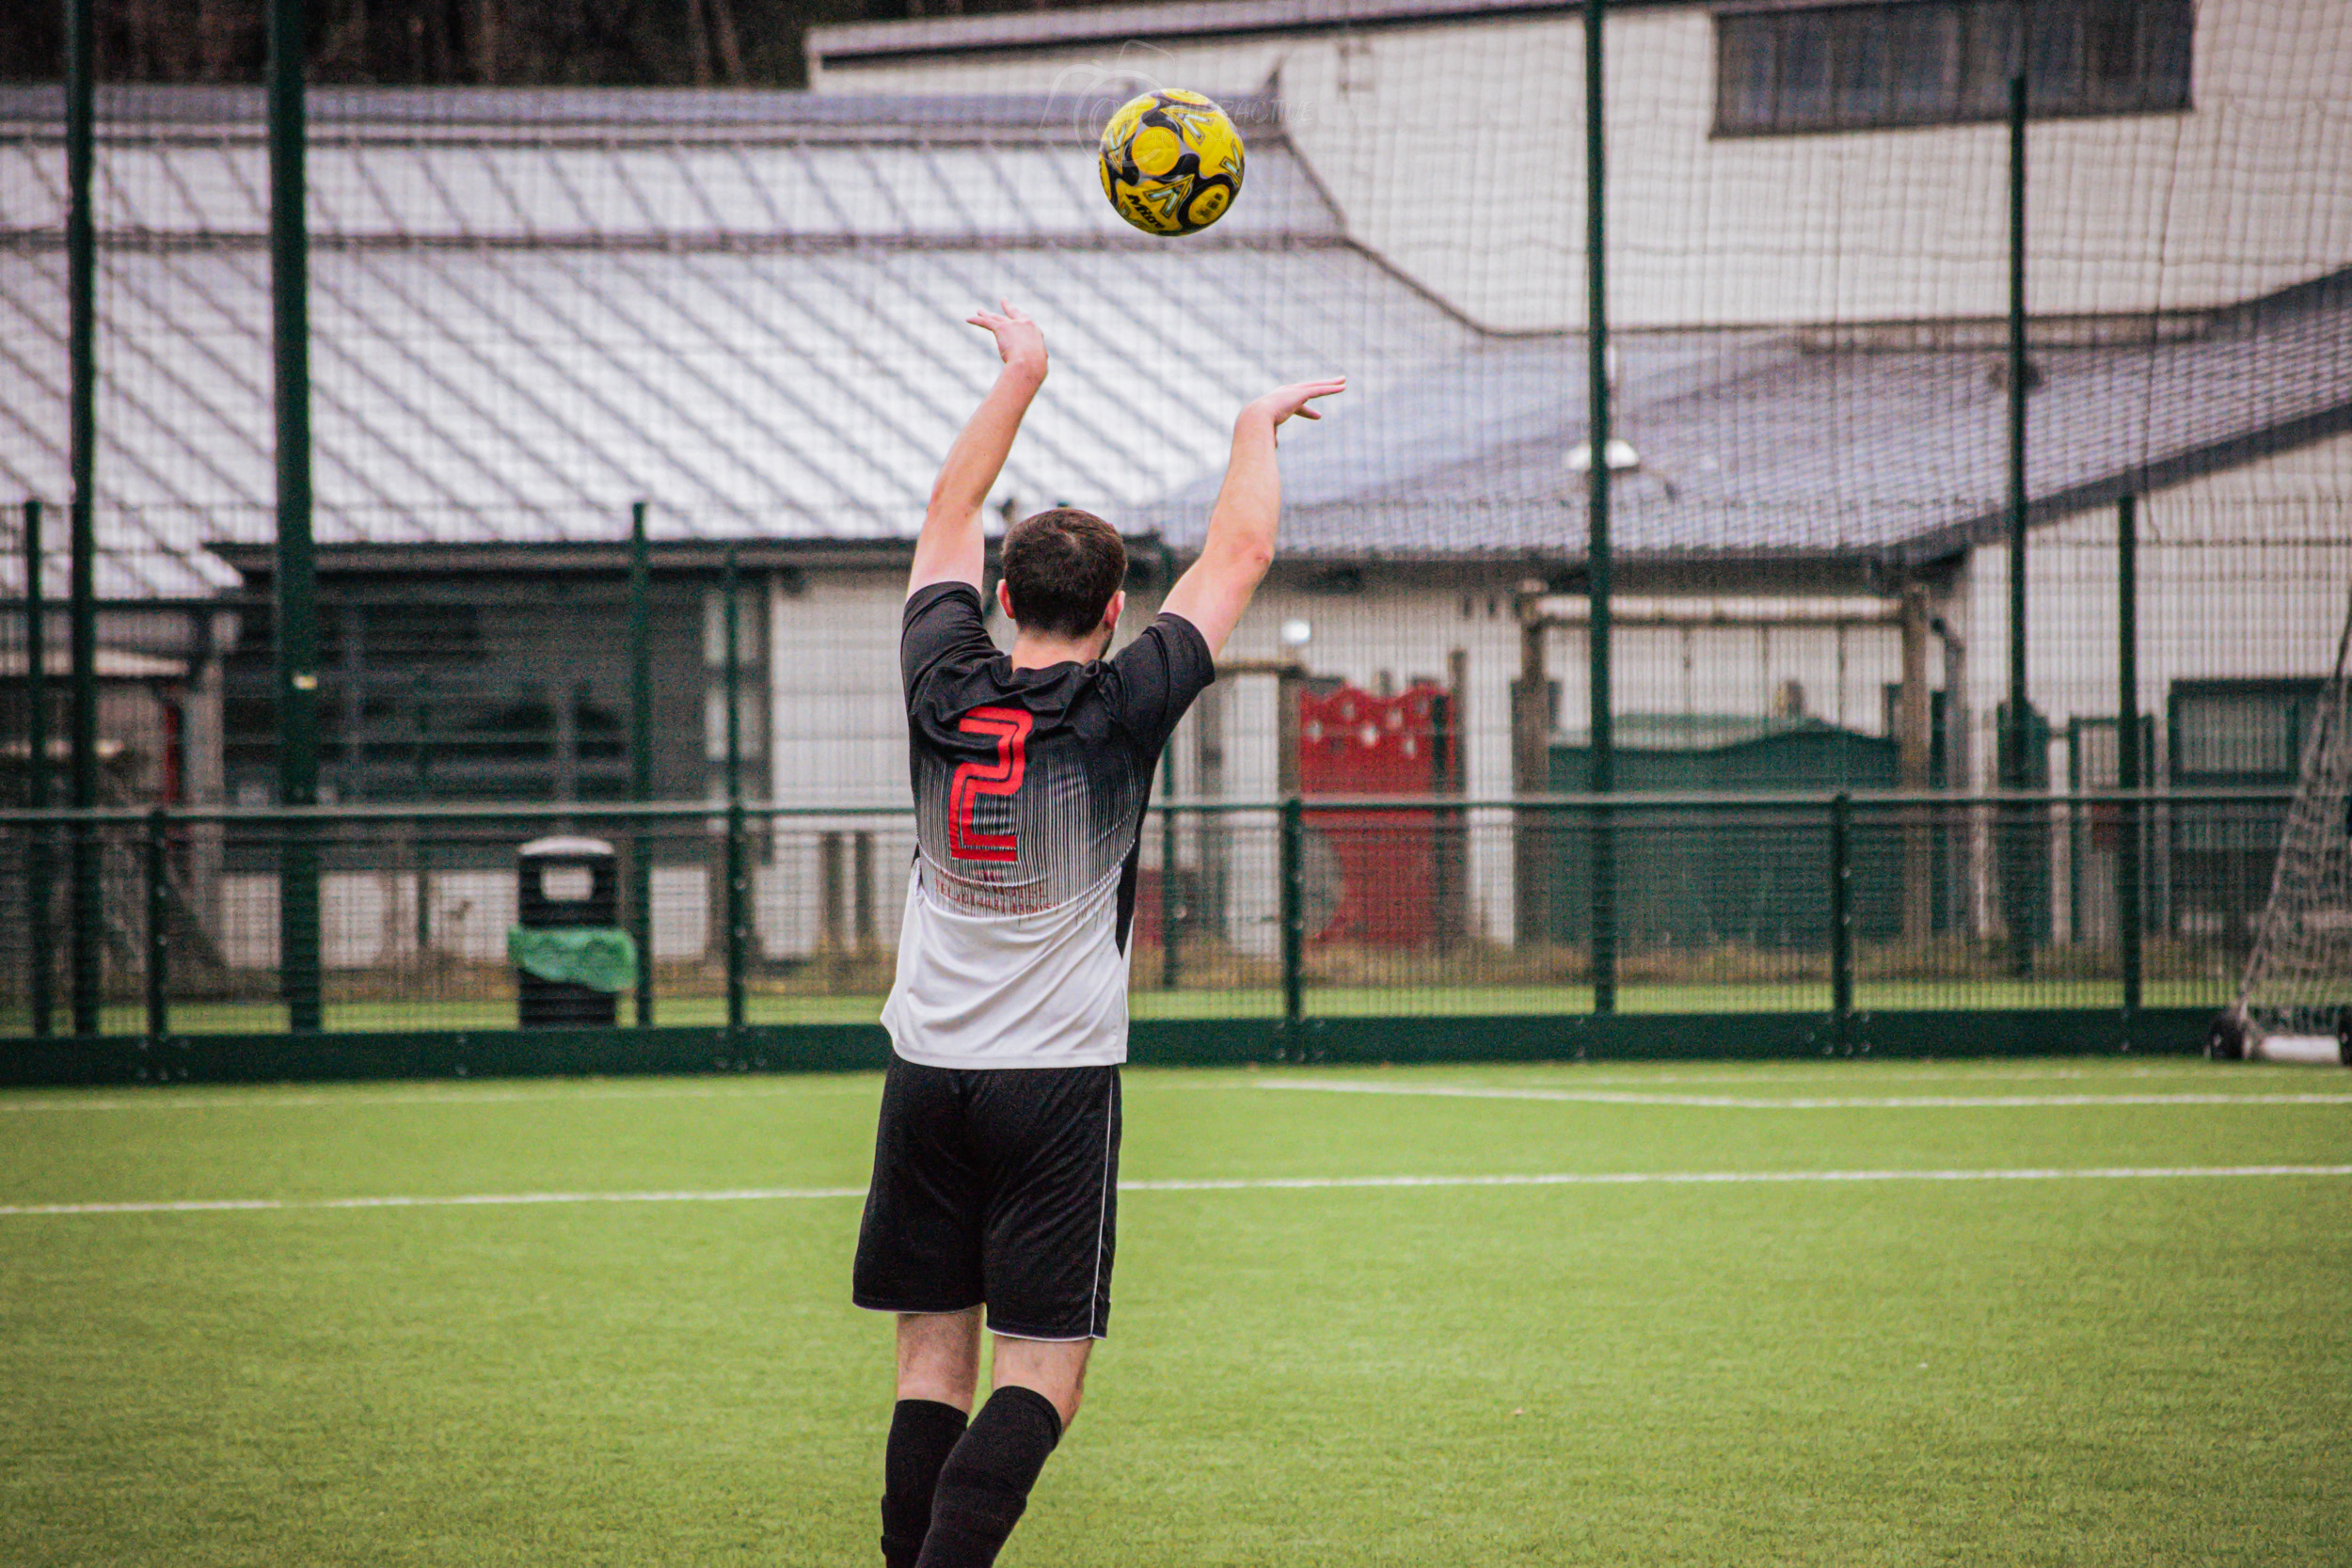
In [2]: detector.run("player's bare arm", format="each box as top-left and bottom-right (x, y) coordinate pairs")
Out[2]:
(908, 301), (1048, 599)
(1160, 376), (1346, 657)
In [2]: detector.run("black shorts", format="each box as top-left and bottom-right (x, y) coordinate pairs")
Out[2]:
(852, 1057), (1121, 1341)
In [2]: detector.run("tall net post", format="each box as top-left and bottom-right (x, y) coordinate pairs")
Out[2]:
(268, 0), (323, 1033)
(1583, 0), (1617, 1017)
(2000, 70), (2035, 981)
(64, 0), (100, 1036)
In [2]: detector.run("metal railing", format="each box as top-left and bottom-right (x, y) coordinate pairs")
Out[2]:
(0, 788), (2292, 1066)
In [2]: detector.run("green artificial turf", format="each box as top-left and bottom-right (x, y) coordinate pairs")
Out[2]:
(1, 1059), (2346, 1565)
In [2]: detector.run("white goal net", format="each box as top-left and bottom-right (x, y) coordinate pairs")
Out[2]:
(2220, 584), (2352, 1065)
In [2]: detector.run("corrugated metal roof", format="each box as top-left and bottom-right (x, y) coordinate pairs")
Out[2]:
(0, 87), (1298, 239)
(1, 87), (2344, 596)
(0, 83), (1289, 138)
(1136, 270), (2352, 564)
(0, 87), (1470, 597)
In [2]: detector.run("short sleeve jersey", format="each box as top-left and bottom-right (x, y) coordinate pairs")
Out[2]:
(880, 582), (1216, 1069)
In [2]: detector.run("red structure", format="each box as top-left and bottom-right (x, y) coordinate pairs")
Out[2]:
(1296, 682), (1454, 947)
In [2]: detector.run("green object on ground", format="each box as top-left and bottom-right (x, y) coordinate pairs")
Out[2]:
(505, 927), (637, 993)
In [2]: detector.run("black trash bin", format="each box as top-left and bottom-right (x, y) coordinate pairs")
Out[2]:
(513, 836), (623, 1027)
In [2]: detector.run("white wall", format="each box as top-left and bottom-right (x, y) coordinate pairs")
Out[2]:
(771, 569), (913, 806)
(219, 867), (519, 969)
(819, 0), (2352, 331)
(221, 863), (824, 969)
(1959, 429), (2352, 787)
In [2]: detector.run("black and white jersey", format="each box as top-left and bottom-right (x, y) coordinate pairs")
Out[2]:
(880, 582), (1216, 1069)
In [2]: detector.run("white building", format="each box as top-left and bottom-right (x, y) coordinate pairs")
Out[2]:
(808, 0), (2352, 951)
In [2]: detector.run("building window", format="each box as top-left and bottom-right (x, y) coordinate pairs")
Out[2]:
(1713, 0), (2192, 136)
(2170, 680), (2324, 785)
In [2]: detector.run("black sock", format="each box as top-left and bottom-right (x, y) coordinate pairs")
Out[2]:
(912, 1386), (1065, 1568)
(882, 1399), (970, 1568)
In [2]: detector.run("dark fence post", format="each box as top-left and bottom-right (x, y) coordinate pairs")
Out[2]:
(722, 546), (744, 1039)
(2001, 70), (2034, 982)
(281, 826), (322, 1033)
(66, 0), (101, 1037)
(1590, 799), (1616, 1013)
(24, 498), (53, 1037)
(269, 0), (323, 1032)
(1829, 793), (1853, 1048)
(1584, 0), (1617, 1017)
(628, 501), (654, 1028)
(2117, 494), (2143, 1037)
(26, 814), (55, 1038)
(725, 800), (747, 1040)
(1279, 796), (1304, 1036)
(723, 546), (742, 804)
(144, 804), (168, 1045)
(411, 675), (432, 965)
(1158, 799), (1179, 991)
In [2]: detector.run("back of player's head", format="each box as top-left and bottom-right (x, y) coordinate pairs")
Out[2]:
(1001, 509), (1126, 641)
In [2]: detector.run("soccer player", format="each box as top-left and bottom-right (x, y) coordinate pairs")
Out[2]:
(852, 300), (1343, 1568)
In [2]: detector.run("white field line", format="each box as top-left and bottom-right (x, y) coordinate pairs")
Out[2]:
(5, 1165), (2350, 1218)
(0, 1081), (886, 1114)
(0, 1186), (867, 1216)
(1409, 1066), (2265, 1087)
(0, 1076), (1261, 1115)
(1260, 1081), (2352, 1109)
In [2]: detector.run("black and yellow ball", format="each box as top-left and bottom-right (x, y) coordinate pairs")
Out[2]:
(1098, 89), (1246, 237)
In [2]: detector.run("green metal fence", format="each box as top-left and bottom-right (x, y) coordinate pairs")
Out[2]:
(1, 787), (2286, 1084)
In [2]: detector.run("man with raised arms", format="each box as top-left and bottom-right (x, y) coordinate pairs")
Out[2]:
(851, 299), (1343, 1567)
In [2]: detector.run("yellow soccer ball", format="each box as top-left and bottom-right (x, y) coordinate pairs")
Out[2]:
(1098, 89), (1246, 237)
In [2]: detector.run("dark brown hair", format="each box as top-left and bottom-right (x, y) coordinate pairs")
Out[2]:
(1001, 508), (1126, 641)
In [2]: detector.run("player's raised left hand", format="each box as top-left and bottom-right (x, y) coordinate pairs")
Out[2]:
(968, 300), (1047, 381)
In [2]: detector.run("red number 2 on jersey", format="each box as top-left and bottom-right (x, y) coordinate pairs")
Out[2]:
(948, 706), (1032, 862)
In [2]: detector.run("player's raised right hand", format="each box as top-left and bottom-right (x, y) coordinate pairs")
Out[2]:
(968, 299), (1048, 381)
(1242, 376), (1347, 435)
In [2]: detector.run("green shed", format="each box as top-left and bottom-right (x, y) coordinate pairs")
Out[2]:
(1543, 715), (1903, 953)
